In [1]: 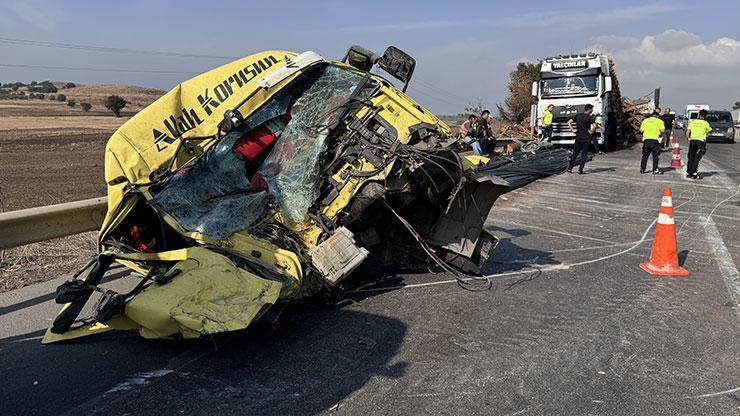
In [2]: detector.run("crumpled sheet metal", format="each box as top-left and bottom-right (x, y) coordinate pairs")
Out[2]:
(124, 247), (282, 339)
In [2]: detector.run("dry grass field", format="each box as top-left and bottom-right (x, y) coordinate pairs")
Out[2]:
(0, 83), (164, 291)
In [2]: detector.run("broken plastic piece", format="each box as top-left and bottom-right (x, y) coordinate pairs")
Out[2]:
(308, 227), (369, 285)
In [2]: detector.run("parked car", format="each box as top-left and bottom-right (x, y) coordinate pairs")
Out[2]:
(704, 110), (735, 142)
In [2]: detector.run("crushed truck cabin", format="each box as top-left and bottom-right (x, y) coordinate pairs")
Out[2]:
(44, 46), (567, 344)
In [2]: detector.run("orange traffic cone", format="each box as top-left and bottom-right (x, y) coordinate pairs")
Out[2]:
(640, 188), (689, 276)
(670, 143), (682, 168)
(669, 132), (679, 148)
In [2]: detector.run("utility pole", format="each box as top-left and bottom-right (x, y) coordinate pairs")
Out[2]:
(654, 88), (660, 109)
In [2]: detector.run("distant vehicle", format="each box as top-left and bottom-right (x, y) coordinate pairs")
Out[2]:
(675, 114), (687, 130)
(703, 110), (735, 143)
(685, 104), (710, 125)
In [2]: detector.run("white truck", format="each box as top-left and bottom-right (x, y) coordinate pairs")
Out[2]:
(532, 53), (620, 146)
(685, 104), (710, 123)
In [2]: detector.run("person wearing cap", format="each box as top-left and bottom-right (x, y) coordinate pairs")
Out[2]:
(686, 109), (711, 179)
(639, 108), (665, 174)
(660, 107), (675, 149)
(541, 104), (554, 142)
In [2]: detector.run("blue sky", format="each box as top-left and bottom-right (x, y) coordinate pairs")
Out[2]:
(1, 0), (738, 114)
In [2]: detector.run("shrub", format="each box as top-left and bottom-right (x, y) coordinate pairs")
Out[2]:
(67, 100), (76, 107)
(80, 102), (92, 112)
(28, 84), (57, 93)
(104, 95), (128, 117)
(63, 82), (76, 89)
(56, 94), (67, 102)
(48, 94), (56, 101)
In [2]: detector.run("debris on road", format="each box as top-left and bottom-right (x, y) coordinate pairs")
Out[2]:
(42, 46), (569, 343)
(477, 148), (571, 190)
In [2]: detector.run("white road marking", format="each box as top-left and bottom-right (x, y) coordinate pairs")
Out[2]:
(105, 369), (174, 394)
(703, 217), (740, 321)
(683, 386), (740, 399)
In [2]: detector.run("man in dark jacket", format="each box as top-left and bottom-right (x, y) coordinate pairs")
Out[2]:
(476, 110), (495, 155)
(566, 104), (597, 174)
(660, 107), (675, 148)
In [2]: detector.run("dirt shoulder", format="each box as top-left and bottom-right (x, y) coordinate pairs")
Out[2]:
(0, 100), (137, 292)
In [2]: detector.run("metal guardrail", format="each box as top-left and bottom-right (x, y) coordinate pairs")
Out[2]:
(0, 197), (107, 250)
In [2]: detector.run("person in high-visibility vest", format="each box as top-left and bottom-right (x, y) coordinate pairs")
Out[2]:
(460, 114), (482, 155)
(639, 108), (665, 174)
(686, 109), (711, 179)
(542, 104), (554, 141)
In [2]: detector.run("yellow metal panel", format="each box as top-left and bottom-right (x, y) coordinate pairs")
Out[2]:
(462, 155), (490, 170)
(124, 247), (282, 339)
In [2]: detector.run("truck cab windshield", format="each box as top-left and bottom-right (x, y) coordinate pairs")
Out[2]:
(541, 75), (598, 98)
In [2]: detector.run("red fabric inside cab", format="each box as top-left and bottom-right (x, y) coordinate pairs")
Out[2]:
(232, 126), (277, 166)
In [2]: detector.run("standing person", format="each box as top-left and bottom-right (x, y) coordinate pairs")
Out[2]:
(542, 104), (554, 142)
(460, 114), (482, 155)
(566, 104), (597, 174)
(686, 109), (711, 179)
(660, 107), (675, 148)
(639, 108), (665, 174)
(476, 110), (495, 155)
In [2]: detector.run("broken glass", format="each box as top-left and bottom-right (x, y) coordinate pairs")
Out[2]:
(150, 132), (272, 239)
(150, 64), (372, 237)
(258, 65), (368, 222)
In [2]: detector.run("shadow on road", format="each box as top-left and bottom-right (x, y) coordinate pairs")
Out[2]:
(0, 307), (407, 416)
(483, 226), (560, 275)
(0, 269), (130, 317)
(585, 166), (617, 174)
(678, 249), (690, 267)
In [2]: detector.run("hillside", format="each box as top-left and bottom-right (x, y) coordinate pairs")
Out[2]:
(48, 82), (165, 112)
(0, 81), (165, 115)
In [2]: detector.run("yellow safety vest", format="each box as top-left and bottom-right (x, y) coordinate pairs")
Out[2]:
(688, 119), (711, 141)
(543, 110), (553, 126)
(640, 117), (663, 140)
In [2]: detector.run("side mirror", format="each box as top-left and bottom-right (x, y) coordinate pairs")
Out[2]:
(342, 45), (380, 72)
(531, 81), (538, 97)
(378, 46), (416, 92)
(341, 45), (416, 92)
(604, 76), (613, 93)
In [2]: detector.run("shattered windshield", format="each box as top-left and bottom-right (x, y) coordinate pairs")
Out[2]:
(541, 75), (598, 98)
(259, 65), (372, 222)
(706, 112), (733, 123)
(150, 64), (375, 238)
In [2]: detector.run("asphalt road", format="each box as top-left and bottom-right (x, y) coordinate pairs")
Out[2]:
(1, 132), (739, 415)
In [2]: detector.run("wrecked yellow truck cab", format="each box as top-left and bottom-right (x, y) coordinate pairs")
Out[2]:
(44, 46), (508, 343)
